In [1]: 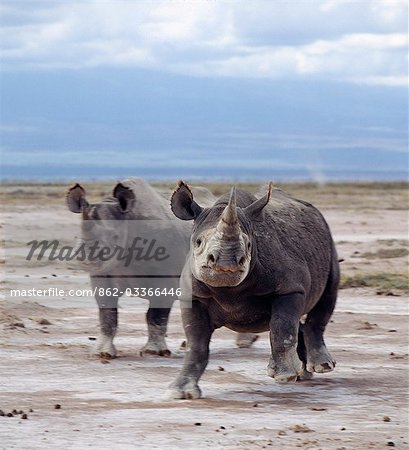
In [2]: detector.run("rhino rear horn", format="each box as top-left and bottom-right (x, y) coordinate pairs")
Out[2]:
(113, 182), (135, 213)
(66, 183), (89, 213)
(171, 181), (203, 220)
(243, 182), (272, 218)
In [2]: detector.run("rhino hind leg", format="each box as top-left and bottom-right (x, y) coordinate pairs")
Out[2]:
(296, 325), (313, 381)
(140, 307), (172, 357)
(304, 259), (339, 374)
(235, 332), (259, 348)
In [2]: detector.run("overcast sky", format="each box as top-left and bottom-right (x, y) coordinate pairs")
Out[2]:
(0, 0), (408, 181)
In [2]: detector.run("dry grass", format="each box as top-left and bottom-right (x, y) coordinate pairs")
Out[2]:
(357, 248), (409, 260)
(340, 272), (409, 295)
(1, 181), (408, 210)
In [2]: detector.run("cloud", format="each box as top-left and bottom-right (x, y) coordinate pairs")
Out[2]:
(0, 0), (407, 85)
(168, 32), (407, 87)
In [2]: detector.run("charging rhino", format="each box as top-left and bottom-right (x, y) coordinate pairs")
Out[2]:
(66, 178), (257, 358)
(165, 182), (339, 399)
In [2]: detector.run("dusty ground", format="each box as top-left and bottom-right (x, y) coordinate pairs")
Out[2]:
(0, 182), (408, 450)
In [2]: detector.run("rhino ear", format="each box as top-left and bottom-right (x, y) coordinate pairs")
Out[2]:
(171, 181), (203, 220)
(66, 183), (89, 213)
(243, 182), (272, 219)
(113, 182), (135, 213)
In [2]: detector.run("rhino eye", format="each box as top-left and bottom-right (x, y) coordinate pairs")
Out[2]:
(196, 238), (202, 247)
(247, 242), (251, 250)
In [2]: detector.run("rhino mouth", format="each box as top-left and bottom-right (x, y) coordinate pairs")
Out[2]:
(197, 265), (246, 287)
(202, 265), (244, 273)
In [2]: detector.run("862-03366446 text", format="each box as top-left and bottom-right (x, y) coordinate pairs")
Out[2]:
(9, 286), (183, 298)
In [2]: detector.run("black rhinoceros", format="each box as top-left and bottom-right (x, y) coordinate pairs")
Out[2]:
(165, 181), (339, 399)
(66, 178), (190, 358)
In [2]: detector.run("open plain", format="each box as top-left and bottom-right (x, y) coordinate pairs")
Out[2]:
(1, 182), (408, 449)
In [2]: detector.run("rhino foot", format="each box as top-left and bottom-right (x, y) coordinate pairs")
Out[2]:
(297, 367), (314, 381)
(236, 333), (259, 349)
(140, 340), (171, 357)
(272, 372), (299, 383)
(267, 351), (303, 383)
(163, 380), (201, 400)
(95, 334), (117, 359)
(307, 347), (336, 373)
(98, 352), (115, 359)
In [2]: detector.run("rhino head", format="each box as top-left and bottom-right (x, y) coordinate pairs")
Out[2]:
(171, 182), (272, 288)
(66, 182), (135, 273)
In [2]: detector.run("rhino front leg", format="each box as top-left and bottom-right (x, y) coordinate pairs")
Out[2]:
(96, 305), (118, 359)
(164, 300), (214, 400)
(268, 293), (304, 383)
(92, 277), (118, 359)
(140, 306), (172, 357)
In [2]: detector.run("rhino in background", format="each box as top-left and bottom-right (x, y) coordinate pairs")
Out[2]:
(66, 178), (189, 358)
(66, 178), (257, 358)
(166, 181), (339, 399)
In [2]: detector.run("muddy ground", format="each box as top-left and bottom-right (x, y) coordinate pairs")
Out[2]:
(0, 182), (408, 449)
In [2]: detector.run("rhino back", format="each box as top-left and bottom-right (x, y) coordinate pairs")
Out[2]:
(252, 189), (335, 304)
(122, 178), (174, 220)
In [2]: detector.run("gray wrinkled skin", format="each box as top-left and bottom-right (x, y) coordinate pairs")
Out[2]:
(165, 182), (339, 399)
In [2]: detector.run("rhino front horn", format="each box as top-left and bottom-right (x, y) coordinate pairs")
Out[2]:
(217, 187), (240, 236)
